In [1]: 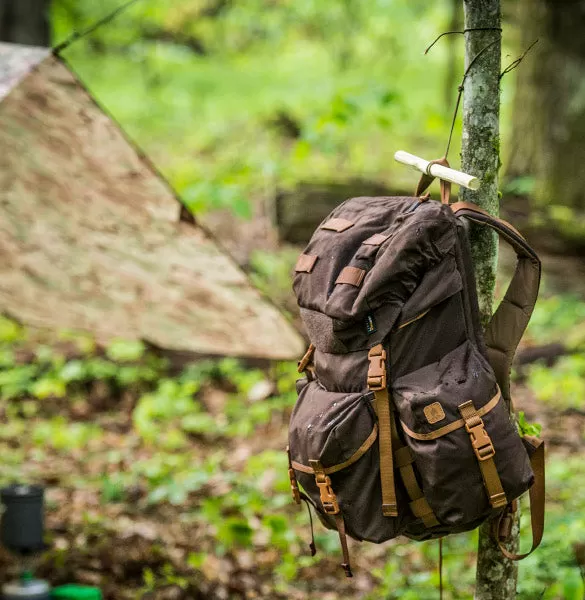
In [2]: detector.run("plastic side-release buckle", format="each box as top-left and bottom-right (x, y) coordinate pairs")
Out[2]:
(465, 421), (496, 461)
(309, 460), (340, 515)
(367, 345), (387, 391)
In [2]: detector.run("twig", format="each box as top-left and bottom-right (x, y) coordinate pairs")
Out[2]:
(500, 39), (539, 80)
(52, 0), (144, 55)
(443, 39), (500, 158)
(425, 27), (502, 55)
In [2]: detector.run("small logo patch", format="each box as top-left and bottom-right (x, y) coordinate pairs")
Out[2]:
(365, 314), (377, 335)
(424, 402), (446, 424)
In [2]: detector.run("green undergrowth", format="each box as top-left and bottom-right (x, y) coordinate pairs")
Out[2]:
(0, 314), (584, 598)
(50, 0), (505, 222)
(520, 291), (585, 413)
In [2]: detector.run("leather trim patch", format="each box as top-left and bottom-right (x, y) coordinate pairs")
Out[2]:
(295, 254), (318, 273)
(321, 218), (354, 232)
(335, 266), (366, 287)
(424, 402), (445, 424)
(363, 233), (389, 246)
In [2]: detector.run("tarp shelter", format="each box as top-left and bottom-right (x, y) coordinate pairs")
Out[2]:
(0, 42), (304, 360)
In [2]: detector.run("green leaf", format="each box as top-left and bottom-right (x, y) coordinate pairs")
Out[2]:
(517, 411), (542, 438)
(106, 339), (146, 362)
(562, 569), (584, 600)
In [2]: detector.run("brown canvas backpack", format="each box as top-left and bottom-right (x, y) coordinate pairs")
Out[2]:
(287, 188), (545, 577)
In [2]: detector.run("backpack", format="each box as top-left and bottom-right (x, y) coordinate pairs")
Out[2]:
(286, 184), (545, 577)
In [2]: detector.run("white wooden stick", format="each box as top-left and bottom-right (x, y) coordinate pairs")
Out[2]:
(394, 150), (480, 191)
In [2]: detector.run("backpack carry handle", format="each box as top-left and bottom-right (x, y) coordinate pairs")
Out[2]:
(414, 156), (452, 205)
(450, 202), (541, 402)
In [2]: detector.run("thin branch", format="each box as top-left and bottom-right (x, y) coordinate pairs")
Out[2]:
(500, 39), (539, 80)
(425, 27), (502, 55)
(425, 30), (463, 55)
(443, 39), (500, 158)
(53, 0), (143, 55)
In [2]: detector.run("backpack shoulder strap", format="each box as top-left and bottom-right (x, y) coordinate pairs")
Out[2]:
(450, 202), (541, 402)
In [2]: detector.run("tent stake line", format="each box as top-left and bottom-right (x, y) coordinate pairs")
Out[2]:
(394, 150), (480, 191)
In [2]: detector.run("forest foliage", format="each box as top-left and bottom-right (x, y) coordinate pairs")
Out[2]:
(0, 1), (583, 599)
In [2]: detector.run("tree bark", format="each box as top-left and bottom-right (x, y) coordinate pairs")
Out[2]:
(460, 2), (520, 599)
(0, 0), (50, 46)
(507, 0), (585, 213)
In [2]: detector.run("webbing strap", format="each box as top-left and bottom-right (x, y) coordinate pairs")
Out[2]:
(368, 344), (398, 517)
(450, 201), (541, 402)
(496, 437), (545, 560)
(458, 400), (507, 509)
(394, 439), (439, 528)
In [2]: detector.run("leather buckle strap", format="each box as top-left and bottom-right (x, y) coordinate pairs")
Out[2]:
(459, 399), (507, 509)
(465, 421), (496, 461)
(309, 460), (340, 515)
(286, 446), (301, 504)
(367, 345), (387, 391)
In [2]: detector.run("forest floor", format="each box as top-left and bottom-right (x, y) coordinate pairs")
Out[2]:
(0, 244), (583, 600)
(0, 348), (583, 600)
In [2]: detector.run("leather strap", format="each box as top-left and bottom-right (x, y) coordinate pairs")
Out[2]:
(334, 513), (353, 577)
(496, 437), (545, 560)
(297, 343), (315, 374)
(363, 233), (390, 246)
(286, 446), (301, 504)
(336, 266), (366, 287)
(450, 201), (541, 403)
(415, 156), (452, 205)
(368, 345), (398, 517)
(309, 461), (352, 576)
(295, 253), (318, 273)
(458, 400), (507, 509)
(321, 217), (354, 232)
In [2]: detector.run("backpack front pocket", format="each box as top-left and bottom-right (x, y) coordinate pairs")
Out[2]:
(392, 341), (534, 529)
(288, 379), (412, 543)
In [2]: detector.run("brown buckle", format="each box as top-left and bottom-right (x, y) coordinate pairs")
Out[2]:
(312, 470), (340, 515)
(367, 346), (387, 391)
(288, 468), (301, 504)
(465, 421), (495, 461)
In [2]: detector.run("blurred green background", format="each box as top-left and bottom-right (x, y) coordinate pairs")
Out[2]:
(0, 0), (584, 598)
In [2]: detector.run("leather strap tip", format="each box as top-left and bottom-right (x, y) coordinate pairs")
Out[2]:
(491, 493), (508, 509)
(382, 504), (398, 517)
(342, 564), (353, 578)
(309, 542), (317, 557)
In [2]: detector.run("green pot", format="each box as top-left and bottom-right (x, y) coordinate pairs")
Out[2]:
(50, 585), (102, 600)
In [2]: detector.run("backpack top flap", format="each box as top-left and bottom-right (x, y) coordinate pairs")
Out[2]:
(293, 196), (458, 353)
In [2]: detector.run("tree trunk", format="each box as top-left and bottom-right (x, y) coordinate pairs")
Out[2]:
(0, 0), (50, 46)
(460, 2), (520, 599)
(507, 0), (585, 213)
